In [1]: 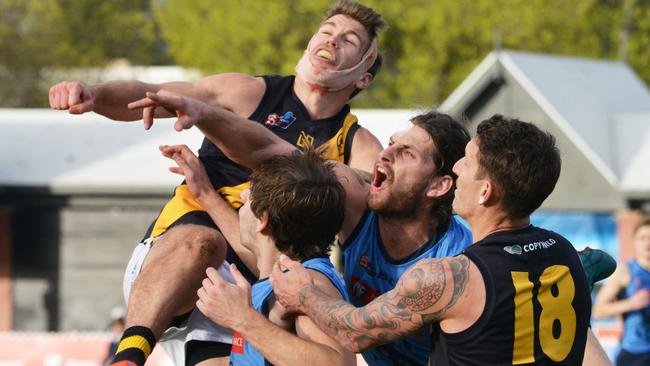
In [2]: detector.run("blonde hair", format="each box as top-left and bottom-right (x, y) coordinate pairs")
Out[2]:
(325, 0), (387, 41)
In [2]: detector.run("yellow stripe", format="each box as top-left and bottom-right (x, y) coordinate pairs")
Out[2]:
(316, 112), (357, 162)
(216, 181), (251, 209)
(151, 185), (204, 237)
(151, 182), (251, 238)
(115, 335), (152, 358)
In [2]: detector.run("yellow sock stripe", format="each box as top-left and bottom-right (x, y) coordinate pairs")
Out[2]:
(115, 335), (153, 359)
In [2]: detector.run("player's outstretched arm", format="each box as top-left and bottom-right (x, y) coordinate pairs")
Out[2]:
(272, 255), (473, 353)
(129, 90), (295, 169)
(49, 80), (194, 122)
(49, 73), (263, 127)
(135, 91), (370, 231)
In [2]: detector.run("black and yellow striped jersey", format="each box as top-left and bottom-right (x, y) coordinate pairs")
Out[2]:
(143, 75), (360, 241)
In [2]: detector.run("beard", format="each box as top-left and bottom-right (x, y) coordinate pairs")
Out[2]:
(368, 180), (428, 218)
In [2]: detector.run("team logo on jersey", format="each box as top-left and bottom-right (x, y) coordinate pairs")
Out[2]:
(357, 255), (396, 285)
(231, 331), (245, 354)
(296, 131), (315, 149)
(349, 276), (382, 304)
(265, 111), (296, 129)
(504, 245), (523, 255)
(359, 255), (369, 268)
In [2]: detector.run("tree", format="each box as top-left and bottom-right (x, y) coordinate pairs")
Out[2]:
(627, 0), (650, 84)
(2, 0), (647, 108)
(0, 0), (166, 107)
(0, 0), (71, 106)
(154, 0), (647, 108)
(153, 0), (331, 75)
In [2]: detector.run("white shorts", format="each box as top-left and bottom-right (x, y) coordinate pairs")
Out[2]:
(122, 237), (236, 363)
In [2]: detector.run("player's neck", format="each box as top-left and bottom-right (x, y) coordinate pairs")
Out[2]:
(257, 238), (279, 279)
(293, 76), (352, 120)
(470, 211), (530, 243)
(377, 213), (439, 261)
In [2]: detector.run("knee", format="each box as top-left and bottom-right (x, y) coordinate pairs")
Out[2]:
(166, 225), (227, 266)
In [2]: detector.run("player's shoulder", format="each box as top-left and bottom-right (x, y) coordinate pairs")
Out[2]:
(350, 126), (382, 156)
(196, 73), (264, 94)
(308, 267), (345, 299)
(195, 73), (266, 114)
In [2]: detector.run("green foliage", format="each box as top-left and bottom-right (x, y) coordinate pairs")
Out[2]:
(153, 0), (648, 108)
(0, 0), (648, 107)
(57, 0), (168, 66)
(359, 0), (629, 107)
(0, 0), (166, 107)
(0, 0), (71, 106)
(628, 1), (650, 84)
(153, 0), (331, 75)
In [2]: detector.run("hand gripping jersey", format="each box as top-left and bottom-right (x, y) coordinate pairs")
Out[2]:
(620, 260), (650, 354)
(229, 257), (349, 366)
(429, 226), (591, 366)
(142, 75), (361, 281)
(342, 211), (472, 366)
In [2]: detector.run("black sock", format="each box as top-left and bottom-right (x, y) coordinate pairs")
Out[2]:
(110, 326), (156, 366)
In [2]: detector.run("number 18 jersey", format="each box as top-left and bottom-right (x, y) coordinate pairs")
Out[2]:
(429, 225), (590, 366)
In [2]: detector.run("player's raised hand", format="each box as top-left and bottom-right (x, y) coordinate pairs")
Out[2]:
(49, 81), (95, 114)
(160, 144), (213, 202)
(128, 90), (204, 131)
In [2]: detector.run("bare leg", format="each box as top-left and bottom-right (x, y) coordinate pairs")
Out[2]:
(126, 224), (227, 337)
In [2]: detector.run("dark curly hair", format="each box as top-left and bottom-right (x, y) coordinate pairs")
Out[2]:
(475, 115), (561, 219)
(249, 149), (345, 260)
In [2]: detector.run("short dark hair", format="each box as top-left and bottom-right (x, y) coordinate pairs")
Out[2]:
(634, 218), (650, 235)
(475, 115), (561, 219)
(249, 149), (345, 260)
(325, 0), (387, 42)
(411, 111), (470, 229)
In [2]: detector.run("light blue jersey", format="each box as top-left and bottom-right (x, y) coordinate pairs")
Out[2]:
(621, 260), (650, 354)
(342, 211), (472, 366)
(229, 257), (348, 366)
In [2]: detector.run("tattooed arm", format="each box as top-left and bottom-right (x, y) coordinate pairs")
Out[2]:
(272, 254), (480, 353)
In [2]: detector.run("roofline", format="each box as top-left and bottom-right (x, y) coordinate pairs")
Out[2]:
(494, 52), (620, 189)
(440, 51), (500, 112)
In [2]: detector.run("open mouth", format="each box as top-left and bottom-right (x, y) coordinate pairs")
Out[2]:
(316, 49), (334, 61)
(371, 166), (389, 191)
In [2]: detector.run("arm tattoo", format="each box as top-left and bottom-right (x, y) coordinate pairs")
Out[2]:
(298, 256), (471, 352)
(421, 256), (470, 323)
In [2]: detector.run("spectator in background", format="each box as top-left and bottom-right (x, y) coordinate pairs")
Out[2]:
(594, 218), (650, 366)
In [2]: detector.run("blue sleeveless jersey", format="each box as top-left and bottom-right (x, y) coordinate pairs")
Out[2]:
(342, 211), (472, 366)
(229, 257), (348, 365)
(621, 260), (650, 353)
